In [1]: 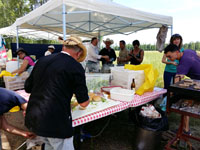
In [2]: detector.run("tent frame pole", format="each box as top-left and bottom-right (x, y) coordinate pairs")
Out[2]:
(16, 26), (19, 49)
(171, 25), (173, 36)
(16, 26), (20, 68)
(98, 31), (101, 48)
(62, 4), (66, 40)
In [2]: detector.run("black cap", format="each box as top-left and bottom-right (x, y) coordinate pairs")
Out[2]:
(16, 48), (28, 55)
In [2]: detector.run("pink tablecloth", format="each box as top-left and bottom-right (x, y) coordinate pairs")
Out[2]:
(16, 87), (166, 127)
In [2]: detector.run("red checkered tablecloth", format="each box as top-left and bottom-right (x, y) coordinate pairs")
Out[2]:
(16, 87), (167, 127)
(72, 102), (129, 127)
(15, 90), (129, 127)
(129, 88), (167, 107)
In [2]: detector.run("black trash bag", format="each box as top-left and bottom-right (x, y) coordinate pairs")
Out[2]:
(137, 107), (169, 132)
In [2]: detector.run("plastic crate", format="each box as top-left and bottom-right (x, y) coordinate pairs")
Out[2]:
(3, 72), (29, 91)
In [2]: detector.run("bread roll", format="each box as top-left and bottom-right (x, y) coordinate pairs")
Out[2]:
(92, 95), (102, 102)
(71, 101), (78, 108)
(88, 92), (95, 97)
(88, 92), (95, 101)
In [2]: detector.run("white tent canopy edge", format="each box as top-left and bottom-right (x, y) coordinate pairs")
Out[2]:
(13, 0), (173, 37)
(0, 0), (173, 47)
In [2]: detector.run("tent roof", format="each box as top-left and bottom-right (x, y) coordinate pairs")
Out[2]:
(0, 26), (61, 40)
(2, 0), (173, 38)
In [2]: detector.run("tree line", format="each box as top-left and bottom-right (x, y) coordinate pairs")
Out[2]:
(112, 42), (200, 51)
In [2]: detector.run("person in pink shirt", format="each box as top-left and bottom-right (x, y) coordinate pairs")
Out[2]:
(12, 48), (35, 75)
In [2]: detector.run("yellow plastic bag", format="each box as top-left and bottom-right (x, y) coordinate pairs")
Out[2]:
(125, 64), (159, 95)
(9, 106), (20, 112)
(0, 70), (15, 77)
(0, 71), (19, 112)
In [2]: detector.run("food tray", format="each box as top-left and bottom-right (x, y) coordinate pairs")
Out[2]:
(110, 87), (135, 102)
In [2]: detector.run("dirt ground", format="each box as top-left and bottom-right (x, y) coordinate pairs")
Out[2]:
(1, 111), (27, 150)
(1, 108), (200, 150)
(78, 110), (200, 150)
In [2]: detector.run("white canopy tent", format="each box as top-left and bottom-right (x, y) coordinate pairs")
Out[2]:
(0, 0), (173, 46)
(0, 26), (61, 40)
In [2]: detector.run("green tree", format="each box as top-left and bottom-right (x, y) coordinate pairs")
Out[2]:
(191, 42), (195, 50)
(28, 0), (49, 10)
(183, 43), (188, 49)
(195, 42), (200, 51)
(0, 0), (30, 28)
(146, 44), (151, 50)
(126, 44), (133, 50)
(151, 44), (156, 50)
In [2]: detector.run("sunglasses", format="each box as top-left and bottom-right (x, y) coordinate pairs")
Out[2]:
(172, 34), (181, 38)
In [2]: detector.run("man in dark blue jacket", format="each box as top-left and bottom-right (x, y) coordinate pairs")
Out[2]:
(25, 36), (89, 150)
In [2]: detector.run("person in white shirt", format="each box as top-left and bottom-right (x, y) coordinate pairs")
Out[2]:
(86, 37), (109, 72)
(45, 45), (55, 56)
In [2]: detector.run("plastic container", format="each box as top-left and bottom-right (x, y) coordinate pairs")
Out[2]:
(110, 67), (145, 90)
(6, 61), (18, 73)
(110, 87), (135, 102)
(101, 86), (122, 94)
(85, 73), (111, 93)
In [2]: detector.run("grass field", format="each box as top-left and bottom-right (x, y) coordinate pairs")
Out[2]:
(142, 51), (165, 88)
(114, 51), (165, 88)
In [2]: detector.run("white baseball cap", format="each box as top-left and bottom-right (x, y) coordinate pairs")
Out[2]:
(48, 45), (55, 49)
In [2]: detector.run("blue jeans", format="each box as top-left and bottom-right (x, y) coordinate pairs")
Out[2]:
(163, 71), (176, 89)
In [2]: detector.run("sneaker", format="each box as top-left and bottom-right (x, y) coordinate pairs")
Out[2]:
(171, 129), (191, 136)
(183, 129), (191, 136)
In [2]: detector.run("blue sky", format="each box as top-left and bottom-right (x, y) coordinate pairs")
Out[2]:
(105, 0), (200, 45)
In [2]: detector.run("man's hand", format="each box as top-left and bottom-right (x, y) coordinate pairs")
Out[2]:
(79, 99), (90, 109)
(23, 131), (36, 139)
(102, 55), (109, 62)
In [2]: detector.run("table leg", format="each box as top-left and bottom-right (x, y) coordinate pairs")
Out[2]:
(177, 115), (184, 137)
(165, 115), (184, 149)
